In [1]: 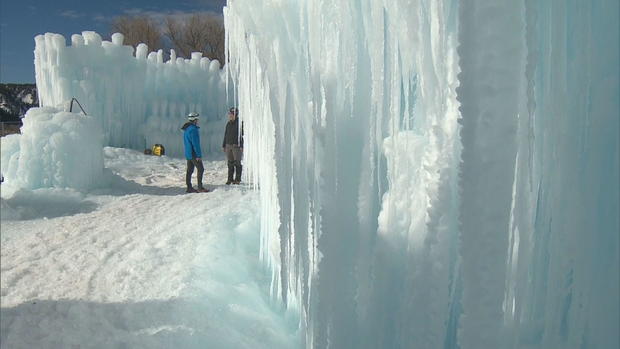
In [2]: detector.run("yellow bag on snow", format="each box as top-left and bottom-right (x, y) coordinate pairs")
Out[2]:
(151, 144), (165, 156)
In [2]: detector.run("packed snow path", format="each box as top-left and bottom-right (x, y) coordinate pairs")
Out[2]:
(0, 148), (298, 349)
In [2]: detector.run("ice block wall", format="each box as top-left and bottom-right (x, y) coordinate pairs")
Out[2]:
(225, 0), (619, 348)
(34, 32), (231, 158)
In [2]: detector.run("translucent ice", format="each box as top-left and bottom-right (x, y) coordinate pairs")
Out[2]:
(225, 0), (619, 348)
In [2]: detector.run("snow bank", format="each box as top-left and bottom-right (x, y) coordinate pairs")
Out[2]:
(1, 107), (104, 194)
(225, 0), (618, 348)
(34, 32), (231, 158)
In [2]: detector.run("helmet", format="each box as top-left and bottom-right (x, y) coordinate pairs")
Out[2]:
(228, 107), (239, 116)
(188, 112), (199, 121)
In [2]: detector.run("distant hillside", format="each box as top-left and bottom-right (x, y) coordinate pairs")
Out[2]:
(0, 84), (38, 122)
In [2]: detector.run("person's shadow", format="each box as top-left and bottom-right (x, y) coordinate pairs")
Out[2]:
(91, 171), (185, 197)
(0, 298), (219, 349)
(1, 189), (99, 220)
(1, 171), (184, 221)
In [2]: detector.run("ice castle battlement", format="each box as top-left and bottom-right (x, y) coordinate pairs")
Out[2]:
(34, 31), (231, 158)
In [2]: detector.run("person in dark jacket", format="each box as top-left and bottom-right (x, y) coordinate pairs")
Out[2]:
(182, 112), (208, 193)
(222, 107), (243, 185)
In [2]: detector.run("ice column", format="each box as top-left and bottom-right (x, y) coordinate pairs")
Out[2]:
(456, 1), (525, 348)
(226, 0), (461, 347)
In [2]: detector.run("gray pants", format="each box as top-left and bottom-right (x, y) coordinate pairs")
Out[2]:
(225, 145), (243, 182)
(186, 158), (204, 189)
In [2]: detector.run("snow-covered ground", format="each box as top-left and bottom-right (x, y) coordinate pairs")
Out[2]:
(1, 147), (299, 349)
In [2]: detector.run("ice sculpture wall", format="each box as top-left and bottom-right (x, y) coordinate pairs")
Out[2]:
(34, 32), (230, 158)
(225, 0), (619, 348)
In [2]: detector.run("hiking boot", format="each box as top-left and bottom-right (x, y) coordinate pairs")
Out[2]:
(227, 166), (235, 185)
(233, 180), (241, 185)
(198, 187), (210, 193)
(186, 187), (198, 193)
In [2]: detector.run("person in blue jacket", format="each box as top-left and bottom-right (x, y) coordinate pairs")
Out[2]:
(182, 112), (208, 193)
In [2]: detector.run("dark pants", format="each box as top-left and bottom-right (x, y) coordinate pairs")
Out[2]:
(225, 145), (242, 182)
(186, 158), (204, 189)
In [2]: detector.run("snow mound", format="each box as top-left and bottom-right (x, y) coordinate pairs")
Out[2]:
(1, 107), (104, 195)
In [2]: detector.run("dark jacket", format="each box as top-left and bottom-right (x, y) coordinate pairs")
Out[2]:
(182, 122), (202, 160)
(222, 118), (244, 148)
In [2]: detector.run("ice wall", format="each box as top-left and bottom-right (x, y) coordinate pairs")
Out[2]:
(226, 0), (461, 347)
(500, 2), (619, 348)
(1, 106), (104, 193)
(34, 32), (231, 158)
(226, 0), (618, 348)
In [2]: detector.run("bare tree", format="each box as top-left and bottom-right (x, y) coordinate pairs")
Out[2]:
(164, 14), (225, 64)
(110, 16), (164, 52)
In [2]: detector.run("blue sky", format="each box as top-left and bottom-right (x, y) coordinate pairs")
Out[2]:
(0, 0), (227, 83)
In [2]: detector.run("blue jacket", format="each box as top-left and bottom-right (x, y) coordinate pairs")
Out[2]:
(182, 122), (202, 160)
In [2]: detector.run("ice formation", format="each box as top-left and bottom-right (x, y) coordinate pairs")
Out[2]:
(225, 0), (619, 348)
(1, 106), (104, 192)
(34, 32), (231, 158)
